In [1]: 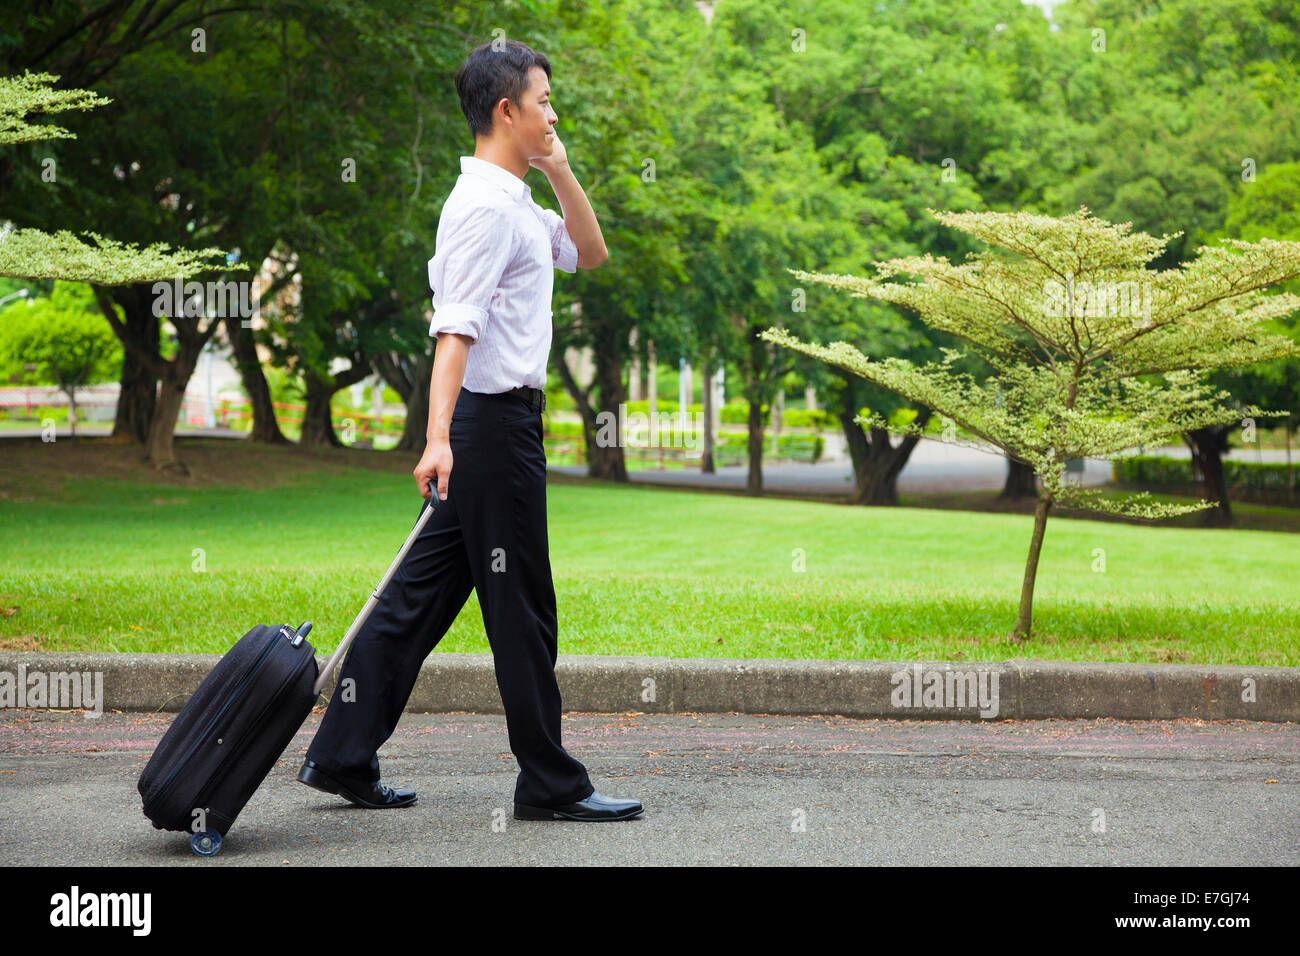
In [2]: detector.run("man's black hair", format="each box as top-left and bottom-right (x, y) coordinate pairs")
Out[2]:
(454, 40), (552, 139)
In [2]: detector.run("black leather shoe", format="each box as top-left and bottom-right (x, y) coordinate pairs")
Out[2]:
(297, 759), (416, 809)
(514, 790), (643, 821)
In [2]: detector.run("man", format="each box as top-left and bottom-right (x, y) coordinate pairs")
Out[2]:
(297, 40), (643, 823)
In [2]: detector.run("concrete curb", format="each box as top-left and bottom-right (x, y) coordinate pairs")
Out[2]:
(1, 651), (1296, 722)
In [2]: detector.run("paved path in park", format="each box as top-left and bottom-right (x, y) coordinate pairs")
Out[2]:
(2, 710), (1294, 866)
(6, 425), (1287, 497)
(553, 438), (1117, 495)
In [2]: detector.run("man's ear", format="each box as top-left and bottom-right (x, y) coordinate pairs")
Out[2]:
(494, 96), (517, 130)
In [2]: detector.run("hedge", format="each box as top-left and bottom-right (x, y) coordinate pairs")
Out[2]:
(1114, 454), (1297, 492)
(0, 404), (70, 422)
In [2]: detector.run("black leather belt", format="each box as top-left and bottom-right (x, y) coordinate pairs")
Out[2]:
(506, 385), (545, 413)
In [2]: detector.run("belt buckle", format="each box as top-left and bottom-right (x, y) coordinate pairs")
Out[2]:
(514, 386), (543, 414)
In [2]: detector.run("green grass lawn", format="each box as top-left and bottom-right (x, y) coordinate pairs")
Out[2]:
(0, 438), (1296, 665)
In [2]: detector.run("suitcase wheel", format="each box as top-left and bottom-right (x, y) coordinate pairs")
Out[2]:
(190, 830), (222, 857)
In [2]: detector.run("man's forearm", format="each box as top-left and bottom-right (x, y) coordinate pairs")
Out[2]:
(427, 333), (471, 442)
(546, 162), (607, 267)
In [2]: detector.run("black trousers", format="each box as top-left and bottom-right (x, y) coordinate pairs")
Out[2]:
(306, 386), (594, 807)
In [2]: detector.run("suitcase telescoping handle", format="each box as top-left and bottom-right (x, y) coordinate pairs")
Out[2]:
(314, 495), (438, 696)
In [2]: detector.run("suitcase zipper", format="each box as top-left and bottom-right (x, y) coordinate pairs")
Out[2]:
(148, 631), (281, 813)
(207, 648), (312, 808)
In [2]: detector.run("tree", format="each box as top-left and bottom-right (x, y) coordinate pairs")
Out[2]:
(254, 0), (444, 449)
(3, 58), (252, 467)
(698, 0), (1092, 501)
(545, 0), (684, 482)
(0, 282), (121, 437)
(0, 73), (220, 287)
(4, 5), (277, 451)
(762, 206), (1300, 640)
(659, 29), (872, 494)
(1183, 160), (1300, 522)
(1054, 0), (1300, 267)
(0, 71), (221, 450)
(1037, 0), (1300, 518)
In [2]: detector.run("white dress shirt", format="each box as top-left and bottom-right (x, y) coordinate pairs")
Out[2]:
(428, 155), (579, 393)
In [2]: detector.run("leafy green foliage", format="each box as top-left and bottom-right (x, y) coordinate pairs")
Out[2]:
(0, 282), (121, 401)
(1115, 453), (1297, 493)
(0, 70), (108, 145)
(0, 72), (223, 284)
(764, 206), (1300, 518)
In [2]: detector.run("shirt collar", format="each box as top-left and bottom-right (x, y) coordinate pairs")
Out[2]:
(460, 156), (530, 202)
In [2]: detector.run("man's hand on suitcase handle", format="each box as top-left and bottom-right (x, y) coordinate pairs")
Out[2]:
(421, 334), (470, 502)
(414, 438), (452, 501)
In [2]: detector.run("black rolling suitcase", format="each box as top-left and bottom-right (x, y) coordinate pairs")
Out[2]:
(138, 496), (438, 856)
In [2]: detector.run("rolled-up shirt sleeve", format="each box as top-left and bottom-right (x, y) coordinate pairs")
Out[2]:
(428, 205), (514, 343)
(531, 199), (579, 274)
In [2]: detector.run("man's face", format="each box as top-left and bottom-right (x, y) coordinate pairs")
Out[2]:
(509, 66), (557, 160)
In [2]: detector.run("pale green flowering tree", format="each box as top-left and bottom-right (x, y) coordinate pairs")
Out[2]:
(762, 207), (1300, 640)
(0, 72), (221, 285)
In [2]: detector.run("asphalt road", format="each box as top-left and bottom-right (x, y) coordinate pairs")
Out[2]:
(550, 437), (1117, 495)
(1, 709), (1295, 866)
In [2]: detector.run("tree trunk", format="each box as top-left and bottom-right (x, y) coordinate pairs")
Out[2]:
(300, 376), (342, 448)
(224, 313), (288, 444)
(1185, 426), (1232, 526)
(297, 361), (369, 448)
(61, 384), (80, 441)
(999, 457), (1037, 499)
(700, 352), (715, 473)
(109, 294), (160, 443)
(144, 378), (185, 468)
(97, 282), (219, 468)
(746, 395), (764, 495)
(837, 399), (932, 506)
(627, 327), (641, 402)
(396, 356), (432, 452)
(146, 365), (193, 469)
(646, 339), (657, 418)
(144, 328), (214, 470)
(732, 314), (792, 497)
(113, 359), (156, 443)
(555, 350), (601, 474)
(554, 317), (628, 481)
(586, 333), (628, 481)
(1013, 494), (1054, 640)
(374, 348), (433, 452)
